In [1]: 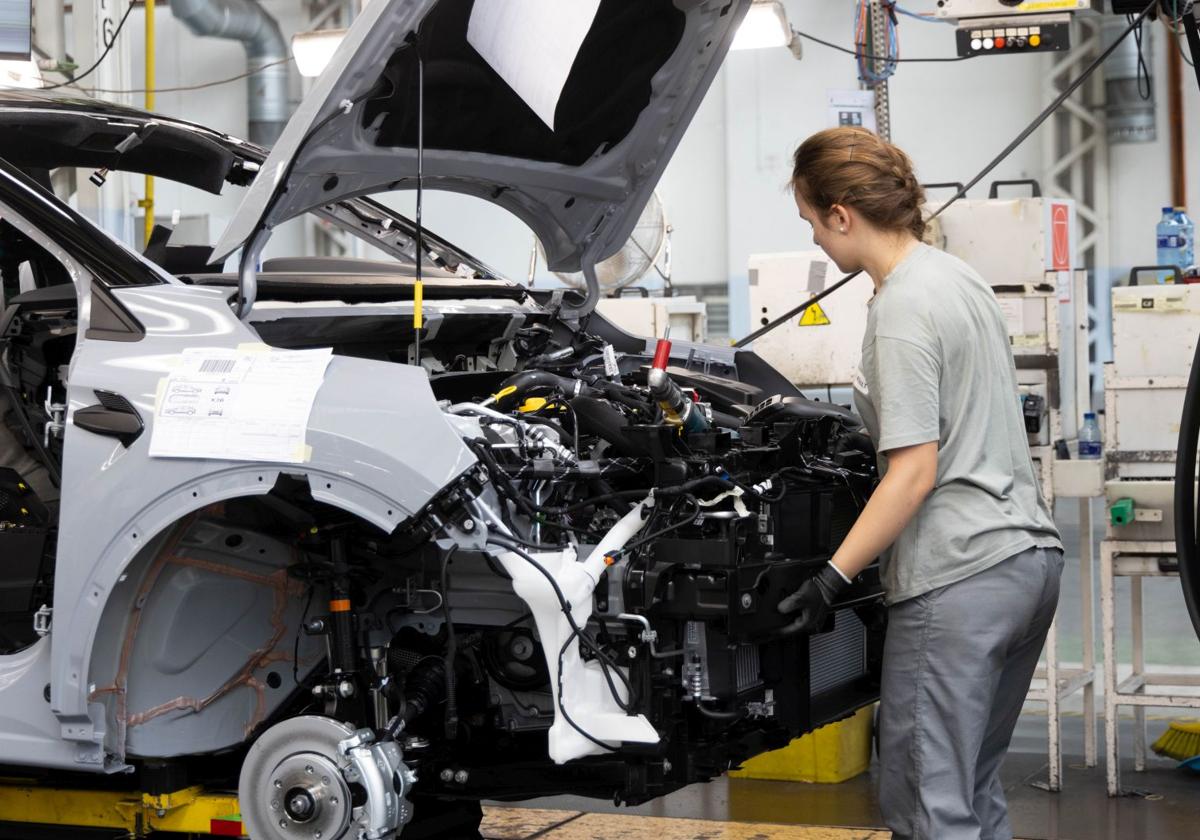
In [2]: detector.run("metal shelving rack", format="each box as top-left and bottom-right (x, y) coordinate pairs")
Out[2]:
(1022, 270), (1099, 791)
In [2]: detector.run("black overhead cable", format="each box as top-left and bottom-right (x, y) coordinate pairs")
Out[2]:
(40, 4), (136, 91)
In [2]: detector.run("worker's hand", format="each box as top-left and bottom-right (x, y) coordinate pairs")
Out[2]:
(777, 562), (849, 635)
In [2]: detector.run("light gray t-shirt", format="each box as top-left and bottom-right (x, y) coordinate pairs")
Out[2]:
(852, 243), (1062, 605)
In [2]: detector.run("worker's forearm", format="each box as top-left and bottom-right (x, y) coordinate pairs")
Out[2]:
(830, 471), (931, 579)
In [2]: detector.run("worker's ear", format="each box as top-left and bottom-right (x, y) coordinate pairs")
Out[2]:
(827, 204), (851, 234)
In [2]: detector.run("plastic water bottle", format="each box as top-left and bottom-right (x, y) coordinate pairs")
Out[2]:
(1079, 412), (1102, 460)
(1173, 207), (1195, 273)
(1157, 207), (1186, 282)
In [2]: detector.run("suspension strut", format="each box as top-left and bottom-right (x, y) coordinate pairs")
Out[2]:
(328, 534), (359, 677)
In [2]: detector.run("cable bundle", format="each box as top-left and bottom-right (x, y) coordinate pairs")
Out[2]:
(855, 0), (899, 84)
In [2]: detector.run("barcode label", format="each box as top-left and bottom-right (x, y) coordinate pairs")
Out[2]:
(200, 359), (236, 374)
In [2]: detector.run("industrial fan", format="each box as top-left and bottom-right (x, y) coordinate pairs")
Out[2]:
(533, 190), (671, 294)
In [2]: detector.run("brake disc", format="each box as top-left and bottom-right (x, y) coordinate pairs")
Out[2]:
(239, 715), (412, 840)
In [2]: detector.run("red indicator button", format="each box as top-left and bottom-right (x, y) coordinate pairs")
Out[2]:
(995, 36), (1006, 49)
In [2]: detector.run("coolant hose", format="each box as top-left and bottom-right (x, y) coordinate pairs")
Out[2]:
(1174, 329), (1200, 643)
(486, 370), (595, 411)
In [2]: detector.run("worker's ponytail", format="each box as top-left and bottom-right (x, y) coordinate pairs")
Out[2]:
(790, 127), (926, 241)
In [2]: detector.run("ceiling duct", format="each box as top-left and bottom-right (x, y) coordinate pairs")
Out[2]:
(1101, 15), (1156, 144)
(170, 0), (289, 145)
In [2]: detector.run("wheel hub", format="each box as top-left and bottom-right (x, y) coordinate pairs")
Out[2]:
(239, 716), (413, 840)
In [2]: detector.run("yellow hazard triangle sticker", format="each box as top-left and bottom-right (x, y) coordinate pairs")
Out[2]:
(798, 302), (831, 326)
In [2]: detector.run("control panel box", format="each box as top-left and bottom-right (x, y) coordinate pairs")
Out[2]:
(954, 16), (1071, 57)
(936, 0), (1090, 19)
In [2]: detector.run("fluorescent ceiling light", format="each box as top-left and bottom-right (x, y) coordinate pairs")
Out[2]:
(292, 28), (347, 78)
(730, 0), (797, 53)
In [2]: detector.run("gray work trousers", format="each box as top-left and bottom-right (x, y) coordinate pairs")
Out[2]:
(878, 545), (1063, 840)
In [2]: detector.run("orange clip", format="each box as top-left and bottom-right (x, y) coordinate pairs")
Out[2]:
(329, 598), (352, 613)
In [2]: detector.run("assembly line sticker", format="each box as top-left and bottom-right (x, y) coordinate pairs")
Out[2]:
(149, 344), (333, 464)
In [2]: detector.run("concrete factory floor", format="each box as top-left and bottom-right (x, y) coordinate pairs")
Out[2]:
(484, 719), (1200, 839)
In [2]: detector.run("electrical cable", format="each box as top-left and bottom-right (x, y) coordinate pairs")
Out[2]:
(39, 4), (136, 91)
(1166, 1), (1197, 67)
(485, 535), (632, 751)
(487, 534), (636, 713)
(620, 495), (701, 555)
(1128, 14), (1154, 100)
(791, 27), (968, 64)
(70, 57), (295, 95)
(855, 0), (899, 84)
(736, 0), (1159, 349)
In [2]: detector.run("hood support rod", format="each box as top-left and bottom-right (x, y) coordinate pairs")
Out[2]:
(413, 34), (426, 363)
(236, 227), (270, 320)
(559, 240), (603, 321)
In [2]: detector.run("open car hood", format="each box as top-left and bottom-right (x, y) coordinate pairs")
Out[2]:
(214, 0), (749, 309)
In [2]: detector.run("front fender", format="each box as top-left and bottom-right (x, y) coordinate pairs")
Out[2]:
(51, 288), (474, 766)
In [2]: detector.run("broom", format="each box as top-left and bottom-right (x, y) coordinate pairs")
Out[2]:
(1151, 721), (1200, 761)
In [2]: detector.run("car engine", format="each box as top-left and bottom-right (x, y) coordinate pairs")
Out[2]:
(259, 320), (888, 816)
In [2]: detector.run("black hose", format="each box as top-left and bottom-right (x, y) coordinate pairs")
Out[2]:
(696, 701), (744, 721)
(400, 656), (447, 725)
(491, 370), (595, 411)
(1174, 330), (1200, 642)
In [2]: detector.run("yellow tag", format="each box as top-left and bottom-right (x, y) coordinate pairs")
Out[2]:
(1018, 0), (1082, 10)
(798, 302), (831, 326)
(413, 280), (424, 330)
(518, 397), (548, 413)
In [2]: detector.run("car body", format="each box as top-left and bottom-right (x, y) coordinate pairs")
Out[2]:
(0, 2), (884, 837)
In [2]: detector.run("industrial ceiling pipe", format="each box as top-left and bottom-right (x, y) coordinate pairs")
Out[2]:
(169, 0), (288, 145)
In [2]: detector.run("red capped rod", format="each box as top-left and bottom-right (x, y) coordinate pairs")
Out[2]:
(652, 337), (672, 370)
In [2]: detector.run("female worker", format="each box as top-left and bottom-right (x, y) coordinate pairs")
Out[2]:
(776, 126), (1064, 840)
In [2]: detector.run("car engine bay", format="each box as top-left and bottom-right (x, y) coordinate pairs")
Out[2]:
(1, 255), (884, 830)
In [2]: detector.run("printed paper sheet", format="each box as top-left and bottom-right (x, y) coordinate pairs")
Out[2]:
(149, 346), (333, 463)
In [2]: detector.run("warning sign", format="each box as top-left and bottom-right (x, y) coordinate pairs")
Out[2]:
(798, 302), (831, 326)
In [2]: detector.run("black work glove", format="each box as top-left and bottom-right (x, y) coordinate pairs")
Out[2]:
(777, 563), (849, 636)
